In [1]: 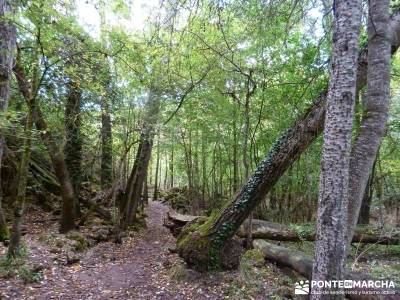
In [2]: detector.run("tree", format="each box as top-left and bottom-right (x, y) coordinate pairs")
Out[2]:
(346, 0), (391, 246)
(64, 81), (83, 216)
(99, 0), (113, 189)
(0, 0), (16, 241)
(311, 0), (363, 297)
(8, 48), (37, 256)
(175, 5), (400, 272)
(119, 88), (160, 229)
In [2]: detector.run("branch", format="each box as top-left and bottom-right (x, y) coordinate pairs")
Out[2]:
(163, 67), (211, 125)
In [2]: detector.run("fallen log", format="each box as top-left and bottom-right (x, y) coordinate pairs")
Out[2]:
(163, 211), (200, 237)
(253, 239), (398, 300)
(165, 211), (400, 245)
(239, 219), (400, 245)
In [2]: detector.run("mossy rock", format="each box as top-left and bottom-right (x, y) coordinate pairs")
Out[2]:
(38, 233), (57, 245)
(239, 249), (265, 283)
(168, 264), (189, 282)
(66, 231), (88, 252)
(241, 249), (265, 267)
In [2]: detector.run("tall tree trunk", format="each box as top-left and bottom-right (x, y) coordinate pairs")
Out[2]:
(101, 94), (113, 189)
(64, 81), (82, 216)
(120, 131), (152, 228)
(357, 174), (373, 225)
(305, 151), (313, 222)
(170, 148), (174, 188)
(201, 131), (207, 202)
(98, 0), (113, 189)
(346, 0), (391, 247)
(0, 0), (16, 241)
(311, 0), (362, 297)
(8, 101), (34, 256)
(119, 90), (160, 229)
(232, 117), (239, 193)
(176, 5), (400, 272)
(242, 96), (250, 182)
(142, 172), (148, 205)
(153, 133), (160, 201)
(163, 152), (168, 190)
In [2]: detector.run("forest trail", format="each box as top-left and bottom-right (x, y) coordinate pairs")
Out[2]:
(1, 201), (245, 300)
(70, 200), (177, 299)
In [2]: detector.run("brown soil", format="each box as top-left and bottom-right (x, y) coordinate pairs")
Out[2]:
(0, 201), (286, 299)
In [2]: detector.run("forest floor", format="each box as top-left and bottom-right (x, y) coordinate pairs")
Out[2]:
(0, 201), (297, 299)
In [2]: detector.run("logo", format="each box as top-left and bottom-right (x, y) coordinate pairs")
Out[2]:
(295, 280), (310, 295)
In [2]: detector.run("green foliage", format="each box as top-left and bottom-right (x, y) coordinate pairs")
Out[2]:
(288, 224), (314, 241)
(18, 265), (43, 284)
(239, 249), (265, 282)
(0, 255), (42, 283)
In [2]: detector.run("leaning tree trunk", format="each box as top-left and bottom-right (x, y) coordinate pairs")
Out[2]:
(9, 44), (39, 255)
(346, 0), (391, 248)
(119, 89), (160, 229)
(176, 5), (400, 273)
(64, 81), (82, 217)
(0, 0), (16, 241)
(121, 132), (153, 228)
(13, 59), (77, 234)
(312, 0), (362, 298)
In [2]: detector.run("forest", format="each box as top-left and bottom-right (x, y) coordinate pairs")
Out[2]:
(0, 0), (399, 299)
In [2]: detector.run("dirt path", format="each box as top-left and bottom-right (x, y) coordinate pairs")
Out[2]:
(1, 201), (242, 300)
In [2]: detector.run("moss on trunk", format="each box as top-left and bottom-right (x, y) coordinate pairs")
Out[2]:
(176, 211), (243, 271)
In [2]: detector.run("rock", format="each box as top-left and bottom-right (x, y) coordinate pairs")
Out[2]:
(66, 231), (88, 252)
(94, 228), (110, 242)
(66, 252), (80, 265)
(32, 263), (47, 273)
(50, 247), (61, 254)
(168, 264), (189, 282)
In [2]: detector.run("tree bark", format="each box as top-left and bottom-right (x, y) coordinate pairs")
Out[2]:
(346, 0), (391, 247)
(119, 89), (160, 229)
(101, 94), (113, 189)
(64, 81), (82, 216)
(357, 164), (375, 225)
(170, 148), (174, 188)
(176, 6), (400, 273)
(0, 0), (16, 241)
(9, 100), (34, 256)
(98, 0), (113, 189)
(153, 132), (160, 201)
(312, 1), (362, 298)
